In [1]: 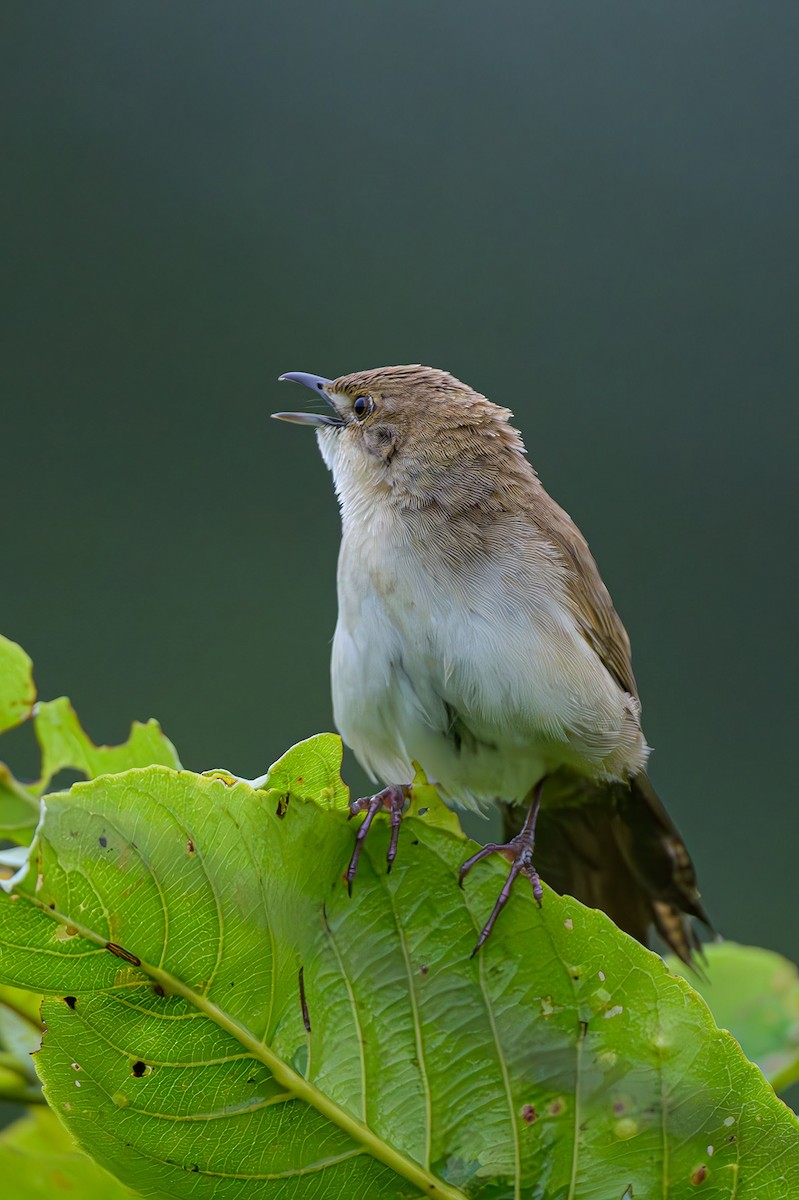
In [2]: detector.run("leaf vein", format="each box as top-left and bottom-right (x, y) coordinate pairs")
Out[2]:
(322, 910), (368, 1122)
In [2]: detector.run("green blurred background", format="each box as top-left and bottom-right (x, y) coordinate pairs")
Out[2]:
(2, 2), (797, 971)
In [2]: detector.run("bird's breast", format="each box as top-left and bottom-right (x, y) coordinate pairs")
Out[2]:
(331, 511), (647, 807)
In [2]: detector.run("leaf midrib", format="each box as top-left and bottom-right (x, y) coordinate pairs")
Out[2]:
(15, 888), (469, 1200)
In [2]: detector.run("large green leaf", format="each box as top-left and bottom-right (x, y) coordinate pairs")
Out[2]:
(0, 763), (797, 1199)
(670, 942), (799, 1093)
(0, 636), (36, 736)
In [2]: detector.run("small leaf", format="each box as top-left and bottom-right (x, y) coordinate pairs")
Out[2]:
(669, 941), (799, 1092)
(406, 762), (467, 838)
(0, 1106), (139, 1198)
(0, 982), (43, 1086)
(0, 636), (36, 735)
(0, 696), (182, 846)
(34, 696), (181, 789)
(0, 981), (43, 1103)
(0, 765), (39, 845)
(263, 732), (350, 811)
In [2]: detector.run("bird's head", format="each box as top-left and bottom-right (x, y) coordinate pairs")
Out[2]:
(274, 365), (528, 512)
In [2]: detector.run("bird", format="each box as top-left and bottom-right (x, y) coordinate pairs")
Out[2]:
(274, 365), (710, 963)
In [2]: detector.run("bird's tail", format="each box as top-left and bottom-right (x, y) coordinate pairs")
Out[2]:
(500, 771), (712, 966)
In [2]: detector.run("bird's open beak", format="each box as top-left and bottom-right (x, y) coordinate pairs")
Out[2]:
(273, 372), (343, 426)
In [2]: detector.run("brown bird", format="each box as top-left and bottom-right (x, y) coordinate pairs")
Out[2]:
(274, 365), (710, 963)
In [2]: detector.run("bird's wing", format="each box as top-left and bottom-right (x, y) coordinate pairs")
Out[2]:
(536, 490), (639, 701)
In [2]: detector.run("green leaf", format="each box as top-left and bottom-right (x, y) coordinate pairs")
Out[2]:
(34, 696), (182, 789)
(406, 762), (467, 838)
(0, 636), (36, 735)
(1, 765), (797, 1199)
(0, 695), (182, 845)
(262, 732), (350, 811)
(0, 981), (43, 1099)
(0, 1106), (139, 1197)
(669, 941), (799, 1093)
(0, 766), (39, 844)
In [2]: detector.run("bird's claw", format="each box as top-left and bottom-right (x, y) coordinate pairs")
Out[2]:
(459, 785), (544, 955)
(346, 784), (410, 894)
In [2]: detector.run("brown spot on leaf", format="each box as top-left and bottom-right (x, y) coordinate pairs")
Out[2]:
(152, 984), (166, 997)
(186, 837), (195, 854)
(521, 1104), (538, 1125)
(99, 836), (107, 848)
(420, 964), (429, 975)
(691, 1165), (708, 1185)
(106, 942), (141, 966)
(131, 1061), (148, 1078)
(298, 967), (311, 1033)
(275, 794), (290, 819)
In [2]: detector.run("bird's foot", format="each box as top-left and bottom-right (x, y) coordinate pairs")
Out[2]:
(459, 784), (544, 956)
(346, 783), (410, 894)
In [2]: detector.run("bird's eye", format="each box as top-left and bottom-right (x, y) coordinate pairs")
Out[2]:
(353, 395), (374, 420)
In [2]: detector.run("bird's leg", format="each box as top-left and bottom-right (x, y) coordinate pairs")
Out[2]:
(459, 779), (545, 956)
(346, 783), (411, 895)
